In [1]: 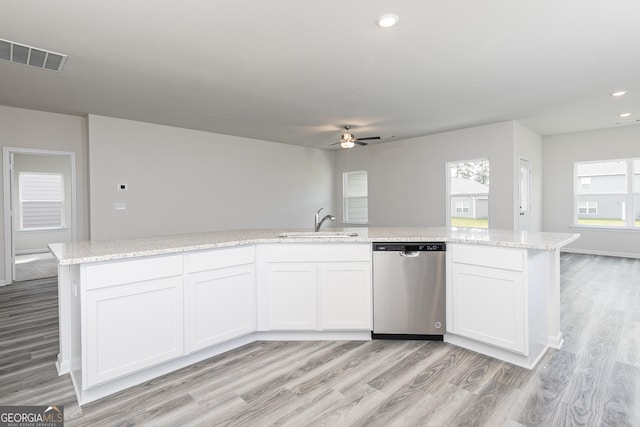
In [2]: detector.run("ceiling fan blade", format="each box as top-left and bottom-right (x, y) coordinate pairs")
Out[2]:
(355, 141), (368, 146)
(328, 142), (340, 146)
(355, 136), (381, 141)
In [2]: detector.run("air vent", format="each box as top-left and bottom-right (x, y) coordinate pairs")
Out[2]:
(0, 38), (67, 72)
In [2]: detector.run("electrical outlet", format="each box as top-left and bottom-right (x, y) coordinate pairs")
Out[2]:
(115, 202), (126, 210)
(118, 184), (128, 190)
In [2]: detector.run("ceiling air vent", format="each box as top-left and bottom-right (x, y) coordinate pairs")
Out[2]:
(0, 38), (67, 72)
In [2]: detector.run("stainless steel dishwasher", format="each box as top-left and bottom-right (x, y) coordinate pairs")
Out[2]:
(372, 242), (446, 339)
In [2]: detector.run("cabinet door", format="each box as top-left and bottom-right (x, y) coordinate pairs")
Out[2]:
(319, 262), (372, 330)
(85, 276), (184, 387)
(187, 264), (256, 352)
(267, 263), (317, 330)
(450, 263), (526, 354)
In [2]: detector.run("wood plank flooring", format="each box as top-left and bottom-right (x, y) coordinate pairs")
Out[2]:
(0, 253), (639, 426)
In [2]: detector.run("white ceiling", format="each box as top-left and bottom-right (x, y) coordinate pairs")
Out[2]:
(1, 0), (640, 149)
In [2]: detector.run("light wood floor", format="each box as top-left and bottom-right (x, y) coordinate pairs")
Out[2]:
(0, 253), (638, 426)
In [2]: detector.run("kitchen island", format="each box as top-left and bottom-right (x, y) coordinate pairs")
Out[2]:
(50, 227), (579, 405)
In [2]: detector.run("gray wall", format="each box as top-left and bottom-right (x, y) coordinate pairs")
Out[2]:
(88, 115), (335, 240)
(3, 103), (635, 265)
(0, 105), (89, 283)
(335, 121), (518, 229)
(543, 125), (640, 257)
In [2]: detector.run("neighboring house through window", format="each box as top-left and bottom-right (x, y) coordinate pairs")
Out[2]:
(455, 201), (470, 214)
(343, 170), (368, 224)
(574, 159), (639, 228)
(448, 160), (490, 228)
(578, 202), (598, 215)
(18, 172), (64, 230)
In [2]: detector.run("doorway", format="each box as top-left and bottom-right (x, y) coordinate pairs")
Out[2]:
(3, 148), (76, 284)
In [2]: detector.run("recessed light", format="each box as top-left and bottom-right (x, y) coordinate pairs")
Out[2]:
(377, 13), (399, 28)
(611, 90), (627, 97)
(619, 112), (632, 118)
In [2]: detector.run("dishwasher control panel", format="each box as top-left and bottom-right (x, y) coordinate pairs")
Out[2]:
(373, 242), (446, 252)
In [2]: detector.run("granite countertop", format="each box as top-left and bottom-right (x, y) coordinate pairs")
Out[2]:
(49, 227), (580, 265)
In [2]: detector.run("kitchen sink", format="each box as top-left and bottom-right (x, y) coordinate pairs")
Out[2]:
(278, 231), (358, 238)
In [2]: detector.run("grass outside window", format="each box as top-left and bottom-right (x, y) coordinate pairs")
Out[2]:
(577, 218), (640, 227)
(451, 217), (488, 228)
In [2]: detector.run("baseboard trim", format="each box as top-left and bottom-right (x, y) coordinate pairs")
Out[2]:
(548, 332), (564, 350)
(16, 249), (52, 256)
(56, 353), (70, 375)
(561, 248), (640, 259)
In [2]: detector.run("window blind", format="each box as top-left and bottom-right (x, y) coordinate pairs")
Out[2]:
(19, 173), (64, 229)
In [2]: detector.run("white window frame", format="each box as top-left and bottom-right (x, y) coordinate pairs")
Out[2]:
(18, 172), (65, 231)
(343, 170), (368, 224)
(574, 158), (639, 229)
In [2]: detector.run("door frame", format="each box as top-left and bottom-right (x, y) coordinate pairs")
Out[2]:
(517, 157), (532, 232)
(2, 147), (77, 285)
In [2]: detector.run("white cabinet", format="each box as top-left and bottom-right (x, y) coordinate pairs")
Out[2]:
(259, 244), (372, 331)
(83, 256), (184, 387)
(447, 244), (528, 355)
(449, 263), (525, 353)
(82, 247), (258, 388)
(320, 262), (371, 330)
(267, 262), (317, 329)
(186, 247), (256, 351)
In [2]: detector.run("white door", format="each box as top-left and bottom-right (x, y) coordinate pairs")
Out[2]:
(319, 262), (372, 330)
(266, 262), (318, 330)
(85, 276), (185, 387)
(187, 264), (256, 351)
(518, 158), (531, 232)
(450, 263), (527, 354)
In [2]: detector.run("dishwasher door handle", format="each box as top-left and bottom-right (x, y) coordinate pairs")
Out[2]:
(399, 251), (420, 258)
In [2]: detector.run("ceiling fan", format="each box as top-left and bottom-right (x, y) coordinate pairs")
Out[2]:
(330, 125), (381, 148)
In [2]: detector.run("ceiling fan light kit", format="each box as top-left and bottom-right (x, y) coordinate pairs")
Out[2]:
(331, 125), (382, 149)
(340, 140), (356, 149)
(341, 128), (355, 143)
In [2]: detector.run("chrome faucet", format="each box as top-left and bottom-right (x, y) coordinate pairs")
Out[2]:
(314, 208), (335, 232)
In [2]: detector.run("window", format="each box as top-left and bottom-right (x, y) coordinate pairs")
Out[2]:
(18, 172), (64, 230)
(574, 159), (639, 228)
(455, 202), (470, 214)
(343, 171), (368, 224)
(578, 202), (598, 215)
(448, 160), (489, 228)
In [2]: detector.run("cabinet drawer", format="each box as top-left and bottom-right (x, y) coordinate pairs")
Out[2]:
(451, 244), (524, 271)
(84, 255), (183, 290)
(187, 246), (255, 273)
